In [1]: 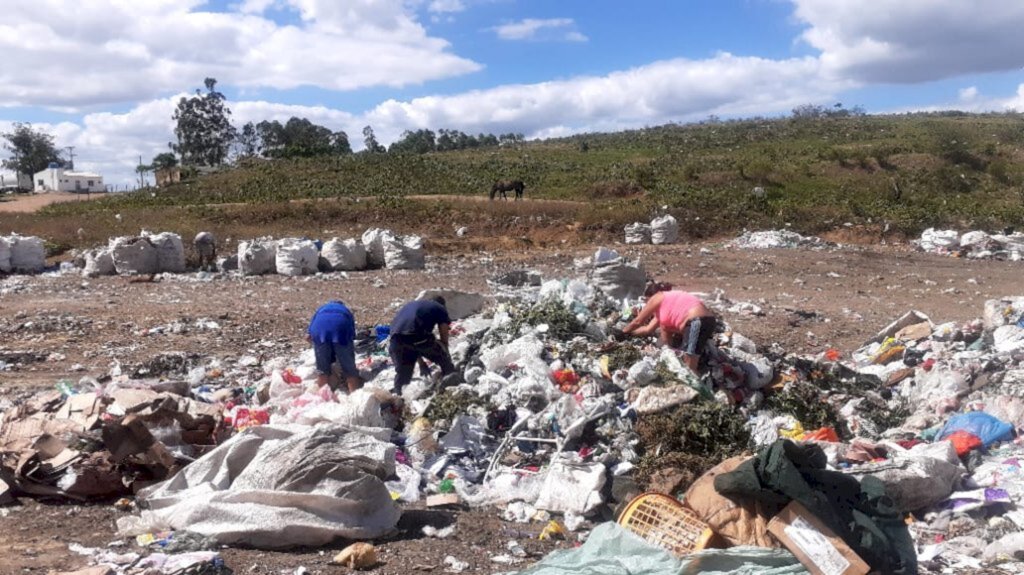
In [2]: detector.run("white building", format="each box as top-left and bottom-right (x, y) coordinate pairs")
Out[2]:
(33, 165), (104, 193)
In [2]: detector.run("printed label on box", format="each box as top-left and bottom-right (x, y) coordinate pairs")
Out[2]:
(784, 515), (851, 575)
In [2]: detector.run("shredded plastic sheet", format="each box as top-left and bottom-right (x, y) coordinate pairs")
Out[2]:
(117, 424), (401, 548)
(515, 522), (809, 575)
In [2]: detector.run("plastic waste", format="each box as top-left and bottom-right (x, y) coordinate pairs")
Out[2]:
(937, 412), (1015, 448)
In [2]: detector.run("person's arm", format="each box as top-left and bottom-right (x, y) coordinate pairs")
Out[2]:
(623, 293), (661, 334)
(438, 323), (451, 349)
(631, 315), (660, 337)
(307, 310), (318, 342)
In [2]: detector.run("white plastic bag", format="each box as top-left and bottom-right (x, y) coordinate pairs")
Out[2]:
(0, 236), (11, 273)
(144, 231), (186, 273)
(362, 228), (397, 268)
(534, 459), (606, 515)
(110, 236), (159, 275)
(275, 238), (319, 276)
(650, 215), (679, 245)
(321, 238), (367, 271)
(624, 223), (651, 244)
(82, 248), (116, 277)
(591, 257), (646, 301)
(918, 228), (960, 252)
(238, 237), (278, 275)
(384, 236), (425, 270)
(8, 234), (46, 273)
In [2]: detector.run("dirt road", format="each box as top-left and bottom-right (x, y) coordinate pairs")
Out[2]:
(0, 191), (104, 213)
(1, 238), (1021, 573)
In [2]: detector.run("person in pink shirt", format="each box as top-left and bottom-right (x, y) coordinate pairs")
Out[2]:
(622, 283), (717, 373)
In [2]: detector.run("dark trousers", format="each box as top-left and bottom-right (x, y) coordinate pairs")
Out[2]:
(389, 334), (455, 393)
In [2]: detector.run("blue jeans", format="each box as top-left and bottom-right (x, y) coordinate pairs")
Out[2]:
(313, 341), (358, 377)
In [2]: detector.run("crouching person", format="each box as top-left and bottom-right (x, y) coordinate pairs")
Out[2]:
(389, 296), (455, 395)
(308, 300), (361, 393)
(622, 284), (717, 373)
(194, 231), (217, 271)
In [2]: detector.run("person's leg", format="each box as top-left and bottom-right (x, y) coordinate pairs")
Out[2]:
(389, 338), (417, 394)
(334, 342), (361, 394)
(680, 317), (711, 373)
(417, 337), (455, 375)
(312, 341), (333, 387)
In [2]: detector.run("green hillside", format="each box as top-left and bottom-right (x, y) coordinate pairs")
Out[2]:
(18, 112), (1024, 249)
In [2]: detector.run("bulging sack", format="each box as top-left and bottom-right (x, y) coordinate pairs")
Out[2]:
(650, 215), (679, 245)
(362, 228), (397, 268)
(144, 231), (186, 273)
(624, 223), (651, 244)
(110, 236), (159, 275)
(276, 238), (319, 276)
(384, 236), (425, 270)
(8, 234), (46, 273)
(238, 237), (278, 275)
(82, 248), (116, 277)
(591, 258), (646, 301)
(0, 236), (11, 273)
(321, 238), (367, 271)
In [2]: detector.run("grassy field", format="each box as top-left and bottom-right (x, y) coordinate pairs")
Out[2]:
(6, 112), (1024, 253)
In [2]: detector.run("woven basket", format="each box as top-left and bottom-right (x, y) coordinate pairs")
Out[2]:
(617, 492), (713, 557)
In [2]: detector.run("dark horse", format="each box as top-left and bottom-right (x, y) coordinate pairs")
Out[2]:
(490, 180), (525, 201)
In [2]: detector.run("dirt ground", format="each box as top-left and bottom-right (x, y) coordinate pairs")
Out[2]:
(0, 191), (104, 213)
(2, 236), (1022, 574)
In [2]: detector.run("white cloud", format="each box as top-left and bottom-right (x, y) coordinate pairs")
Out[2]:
(428, 0), (466, 14)
(959, 86), (979, 102)
(792, 0), (1024, 83)
(0, 0), (481, 110)
(493, 18), (587, 42)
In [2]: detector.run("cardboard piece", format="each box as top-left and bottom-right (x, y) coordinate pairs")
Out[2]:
(426, 493), (461, 508)
(767, 501), (870, 575)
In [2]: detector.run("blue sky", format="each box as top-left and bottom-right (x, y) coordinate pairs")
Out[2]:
(3, 0), (1024, 185)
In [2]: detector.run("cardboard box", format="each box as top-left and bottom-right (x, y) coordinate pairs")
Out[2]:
(767, 501), (870, 575)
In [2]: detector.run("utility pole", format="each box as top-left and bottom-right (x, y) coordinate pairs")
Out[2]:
(65, 146), (76, 170)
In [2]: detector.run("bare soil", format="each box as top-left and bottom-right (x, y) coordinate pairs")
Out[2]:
(0, 191), (103, 213)
(1, 237), (1022, 573)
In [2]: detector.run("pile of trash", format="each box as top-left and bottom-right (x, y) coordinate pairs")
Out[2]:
(0, 233), (46, 274)
(728, 229), (829, 250)
(13, 266), (1024, 573)
(917, 228), (1024, 260)
(623, 215), (679, 245)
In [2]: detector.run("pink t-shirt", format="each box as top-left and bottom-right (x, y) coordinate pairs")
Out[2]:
(657, 291), (702, 332)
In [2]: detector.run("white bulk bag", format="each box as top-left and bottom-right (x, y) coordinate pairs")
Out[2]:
(321, 238), (367, 271)
(8, 234), (46, 273)
(144, 231), (186, 273)
(650, 215), (679, 245)
(0, 236), (11, 273)
(362, 228), (397, 268)
(275, 238), (319, 276)
(110, 236), (159, 275)
(624, 223), (651, 244)
(384, 235), (425, 270)
(82, 248), (116, 277)
(238, 237), (278, 276)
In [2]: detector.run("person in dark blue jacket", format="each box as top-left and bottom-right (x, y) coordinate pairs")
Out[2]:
(389, 296), (455, 394)
(307, 300), (360, 393)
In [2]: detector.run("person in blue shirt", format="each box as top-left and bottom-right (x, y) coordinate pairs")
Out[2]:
(389, 296), (455, 394)
(307, 300), (360, 393)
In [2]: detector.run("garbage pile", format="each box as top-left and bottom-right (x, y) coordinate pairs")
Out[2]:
(12, 270), (1024, 573)
(729, 229), (829, 250)
(623, 215), (679, 245)
(917, 228), (1024, 260)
